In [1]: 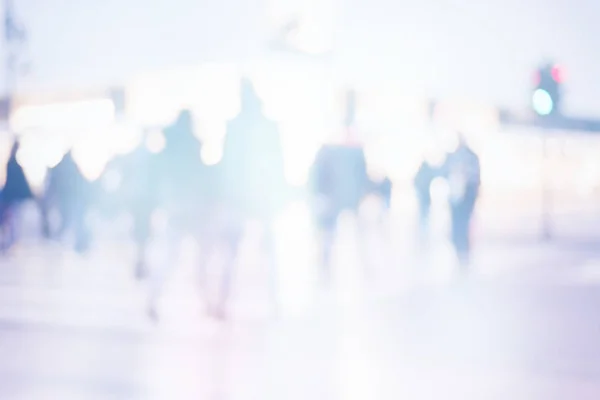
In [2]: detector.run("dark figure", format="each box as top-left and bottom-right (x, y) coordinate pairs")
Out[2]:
(45, 151), (92, 252)
(215, 78), (288, 318)
(0, 141), (33, 250)
(103, 143), (159, 279)
(444, 135), (480, 269)
(129, 145), (159, 280)
(309, 135), (370, 281)
(146, 110), (212, 320)
(379, 176), (393, 210)
(413, 160), (436, 234)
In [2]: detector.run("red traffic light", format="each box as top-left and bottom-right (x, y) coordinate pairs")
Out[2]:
(551, 65), (564, 83)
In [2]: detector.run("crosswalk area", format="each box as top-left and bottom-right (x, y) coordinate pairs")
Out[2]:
(2, 216), (600, 331)
(1, 204), (600, 399)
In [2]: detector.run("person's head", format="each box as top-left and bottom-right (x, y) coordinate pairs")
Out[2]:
(239, 77), (263, 114)
(164, 109), (201, 158)
(174, 109), (193, 132)
(167, 110), (195, 143)
(9, 140), (20, 159)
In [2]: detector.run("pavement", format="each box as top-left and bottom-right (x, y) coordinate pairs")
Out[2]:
(1, 204), (600, 399)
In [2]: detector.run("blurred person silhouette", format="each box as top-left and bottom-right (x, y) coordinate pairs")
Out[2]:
(444, 133), (480, 270)
(45, 150), (92, 253)
(213, 78), (288, 319)
(101, 140), (159, 279)
(310, 131), (370, 282)
(146, 109), (214, 320)
(379, 175), (393, 210)
(309, 90), (371, 283)
(413, 158), (436, 238)
(0, 140), (33, 250)
(128, 142), (159, 280)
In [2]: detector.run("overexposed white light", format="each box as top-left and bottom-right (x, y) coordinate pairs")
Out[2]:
(110, 124), (143, 155)
(19, 131), (69, 170)
(128, 64), (240, 126)
(433, 100), (499, 136)
(16, 146), (47, 192)
(289, 25), (333, 55)
(336, 335), (381, 400)
(72, 134), (112, 181)
(146, 130), (166, 154)
(200, 141), (223, 166)
(195, 119), (226, 142)
(11, 99), (115, 132)
(249, 62), (337, 123)
(280, 124), (326, 186)
(14, 133), (70, 192)
(532, 89), (553, 116)
(246, 64), (338, 187)
(364, 140), (390, 181)
(193, 64), (241, 121)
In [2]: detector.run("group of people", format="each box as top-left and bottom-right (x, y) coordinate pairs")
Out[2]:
(414, 134), (481, 268)
(0, 79), (481, 320)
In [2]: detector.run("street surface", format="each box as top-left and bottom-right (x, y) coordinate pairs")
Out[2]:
(1, 202), (600, 399)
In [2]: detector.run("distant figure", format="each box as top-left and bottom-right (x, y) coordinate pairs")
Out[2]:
(130, 146), (158, 280)
(444, 134), (481, 269)
(146, 110), (212, 320)
(105, 142), (159, 279)
(413, 160), (436, 235)
(215, 78), (288, 318)
(379, 176), (393, 210)
(45, 151), (92, 252)
(309, 130), (370, 281)
(0, 141), (33, 250)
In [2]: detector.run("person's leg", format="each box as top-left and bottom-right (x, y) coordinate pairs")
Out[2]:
(134, 209), (152, 280)
(451, 202), (470, 271)
(418, 199), (426, 228)
(262, 220), (280, 318)
(6, 202), (21, 249)
(355, 209), (373, 280)
(147, 219), (181, 321)
(213, 217), (243, 320)
(318, 214), (337, 285)
(39, 197), (52, 239)
(57, 200), (69, 236)
(195, 216), (218, 315)
(135, 236), (149, 280)
(450, 204), (462, 264)
(0, 202), (8, 251)
(459, 193), (478, 268)
(73, 203), (90, 253)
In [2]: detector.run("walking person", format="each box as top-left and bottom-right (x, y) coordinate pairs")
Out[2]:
(444, 134), (481, 271)
(214, 78), (288, 319)
(0, 141), (33, 251)
(146, 110), (212, 320)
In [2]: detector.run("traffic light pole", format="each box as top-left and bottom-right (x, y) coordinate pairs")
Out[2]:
(3, 0), (25, 125)
(541, 133), (553, 241)
(4, 0), (13, 110)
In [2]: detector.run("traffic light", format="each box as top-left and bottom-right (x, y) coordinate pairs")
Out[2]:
(532, 63), (563, 116)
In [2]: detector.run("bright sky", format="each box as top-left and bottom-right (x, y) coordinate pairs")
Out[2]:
(5, 0), (600, 117)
